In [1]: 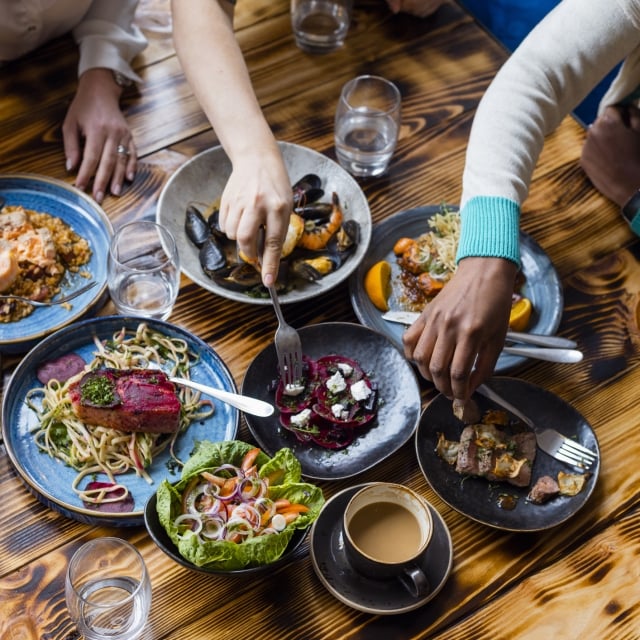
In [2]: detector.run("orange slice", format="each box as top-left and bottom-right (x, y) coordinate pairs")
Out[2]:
(364, 260), (392, 311)
(509, 297), (532, 332)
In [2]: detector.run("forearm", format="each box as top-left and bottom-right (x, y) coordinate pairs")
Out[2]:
(171, 0), (279, 162)
(457, 0), (640, 265)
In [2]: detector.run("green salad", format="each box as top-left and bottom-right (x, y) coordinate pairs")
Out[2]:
(156, 440), (325, 569)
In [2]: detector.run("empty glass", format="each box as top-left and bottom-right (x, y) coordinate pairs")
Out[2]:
(334, 75), (401, 177)
(291, 0), (352, 53)
(107, 220), (180, 320)
(65, 537), (152, 640)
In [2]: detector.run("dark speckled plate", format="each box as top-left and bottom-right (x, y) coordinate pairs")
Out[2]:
(415, 377), (599, 531)
(144, 490), (309, 575)
(310, 483), (453, 614)
(241, 322), (422, 481)
(348, 205), (563, 374)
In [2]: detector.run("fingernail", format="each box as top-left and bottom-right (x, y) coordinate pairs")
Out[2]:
(126, 171), (134, 182)
(263, 273), (274, 287)
(95, 191), (104, 203)
(112, 184), (121, 196)
(66, 158), (73, 172)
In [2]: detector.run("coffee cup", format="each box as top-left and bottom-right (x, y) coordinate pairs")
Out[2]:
(342, 483), (432, 597)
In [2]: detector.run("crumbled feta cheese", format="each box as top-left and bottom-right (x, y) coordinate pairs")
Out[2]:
(283, 382), (305, 396)
(326, 371), (347, 394)
(290, 408), (312, 428)
(350, 379), (372, 402)
(331, 403), (349, 420)
(337, 362), (353, 377)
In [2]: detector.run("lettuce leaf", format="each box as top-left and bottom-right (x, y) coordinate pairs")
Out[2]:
(156, 440), (324, 570)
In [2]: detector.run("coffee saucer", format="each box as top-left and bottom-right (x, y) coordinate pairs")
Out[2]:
(310, 483), (453, 615)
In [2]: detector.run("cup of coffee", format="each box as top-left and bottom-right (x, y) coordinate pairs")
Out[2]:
(290, 0), (352, 54)
(342, 483), (433, 597)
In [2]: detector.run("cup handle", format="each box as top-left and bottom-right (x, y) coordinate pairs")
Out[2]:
(399, 564), (430, 598)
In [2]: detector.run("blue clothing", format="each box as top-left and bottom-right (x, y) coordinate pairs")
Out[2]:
(460, 0), (619, 124)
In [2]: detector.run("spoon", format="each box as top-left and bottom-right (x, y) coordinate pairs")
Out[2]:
(170, 377), (275, 417)
(501, 345), (583, 363)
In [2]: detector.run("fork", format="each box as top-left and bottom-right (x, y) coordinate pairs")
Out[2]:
(267, 286), (303, 386)
(476, 383), (598, 470)
(0, 281), (97, 307)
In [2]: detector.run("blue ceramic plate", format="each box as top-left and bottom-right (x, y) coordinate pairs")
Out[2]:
(348, 205), (563, 373)
(157, 141), (372, 305)
(242, 322), (422, 480)
(2, 316), (239, 526)
(0, 174), (112, 354)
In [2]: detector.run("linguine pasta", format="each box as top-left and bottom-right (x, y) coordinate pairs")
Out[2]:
(26, 322), (215, 507)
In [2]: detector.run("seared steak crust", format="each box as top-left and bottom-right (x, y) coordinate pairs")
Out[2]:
(69, 368), (181, 433)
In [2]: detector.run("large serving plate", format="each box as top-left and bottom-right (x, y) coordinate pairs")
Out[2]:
(157, 141), (372, 305)
(349, 205), (563, 373)
(0, 174), (112, 354)
(2, 316), (239, 527)
(241, 322), (422, 480)
(415, 377), (599, 531)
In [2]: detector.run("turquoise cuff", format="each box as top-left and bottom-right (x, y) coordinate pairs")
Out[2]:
(456, 196), (521, 267)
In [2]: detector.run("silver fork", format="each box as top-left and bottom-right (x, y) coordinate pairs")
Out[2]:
(476, 383), (598, 470)
(267, 286), (303, 386)
(0, 281), (97, 307)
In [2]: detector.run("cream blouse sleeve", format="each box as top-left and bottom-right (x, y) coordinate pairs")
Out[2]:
(72, 0), (147, 83)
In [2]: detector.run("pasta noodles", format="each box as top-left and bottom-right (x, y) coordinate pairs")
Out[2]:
(26, 322), (215, 507)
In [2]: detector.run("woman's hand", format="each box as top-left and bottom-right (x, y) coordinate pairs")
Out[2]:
(402, 256), (518, 401)
(580, 104), (640, 207)
(218, 143), (292, 287)
(63, 68), (136, 204)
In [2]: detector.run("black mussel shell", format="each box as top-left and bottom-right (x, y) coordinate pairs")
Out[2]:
(292, 173), (324, 207)
(199, 236), (227, 277)
(185, 205), (210, 248)
(212, 262), (262, 291)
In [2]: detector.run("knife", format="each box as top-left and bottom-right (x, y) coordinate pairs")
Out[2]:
(381, 310), (578, 349)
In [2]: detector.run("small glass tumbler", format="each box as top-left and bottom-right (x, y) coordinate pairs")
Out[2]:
(291, 0), (352, 53)
(334, 75), (402, 178)
(65, 537), (152, 640)
(107, 220), (180, 320)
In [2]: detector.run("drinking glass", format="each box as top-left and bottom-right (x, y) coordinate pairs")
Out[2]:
(334, 75), (401, 177)
(291, 0), (352, 53)
(107, 220), (180, 320)
(65, 537), (152, 640)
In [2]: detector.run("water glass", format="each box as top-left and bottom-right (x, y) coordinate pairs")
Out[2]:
(65, 537), (152, 640)
(107, 220), (180, 320)
(334, 75), (401, 177)
(291, 0), (352, 53)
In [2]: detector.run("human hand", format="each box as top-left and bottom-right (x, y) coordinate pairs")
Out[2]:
(402, 256), (518, 401)
(580, 104), (640, 207)
(385, 0), (445, 18)
(63, 68), (137, 204)
(218, 145), (292, 287)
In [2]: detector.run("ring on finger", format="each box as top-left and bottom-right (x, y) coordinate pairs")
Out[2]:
(116, 144), (130, 157)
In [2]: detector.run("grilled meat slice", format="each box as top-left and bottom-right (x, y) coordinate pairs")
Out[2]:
(454, 424), (536, 487)
(69, 368), (181, 433)
(527, 475), (560, 504)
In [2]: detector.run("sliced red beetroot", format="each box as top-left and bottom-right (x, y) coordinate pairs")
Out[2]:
(316, 355), (365, 382)
(275, 382), (314, 414)
(82, 481), (135, 513)
(36, 353), (86, 385)
(310, 427), (354, 449)
(312, 402), (376, 429)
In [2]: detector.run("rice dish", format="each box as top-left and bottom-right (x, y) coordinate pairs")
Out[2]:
(0, 205), (92, 322)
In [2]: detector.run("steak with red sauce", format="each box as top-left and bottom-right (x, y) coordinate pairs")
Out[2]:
(68, 368), (181, 433)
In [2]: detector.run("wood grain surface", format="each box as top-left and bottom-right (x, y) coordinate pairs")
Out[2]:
(1, 1), (639, 639)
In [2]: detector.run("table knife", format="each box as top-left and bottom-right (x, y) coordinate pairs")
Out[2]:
(381, 310), (578, 349)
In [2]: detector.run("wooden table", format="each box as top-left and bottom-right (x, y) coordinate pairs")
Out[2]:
(1, 1), (639, 638)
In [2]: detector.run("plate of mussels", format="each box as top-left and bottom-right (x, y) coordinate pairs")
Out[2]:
(156, 141), (372, 305)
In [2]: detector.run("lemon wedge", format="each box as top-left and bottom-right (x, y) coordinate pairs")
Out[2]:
(509, 297), (532, 332)
(364, 260), (392, 311)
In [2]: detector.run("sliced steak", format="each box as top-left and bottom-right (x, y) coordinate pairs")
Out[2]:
(528, 475), (560, 504)
(454, 423), (536, 487)
(69, 368), (181, 433)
